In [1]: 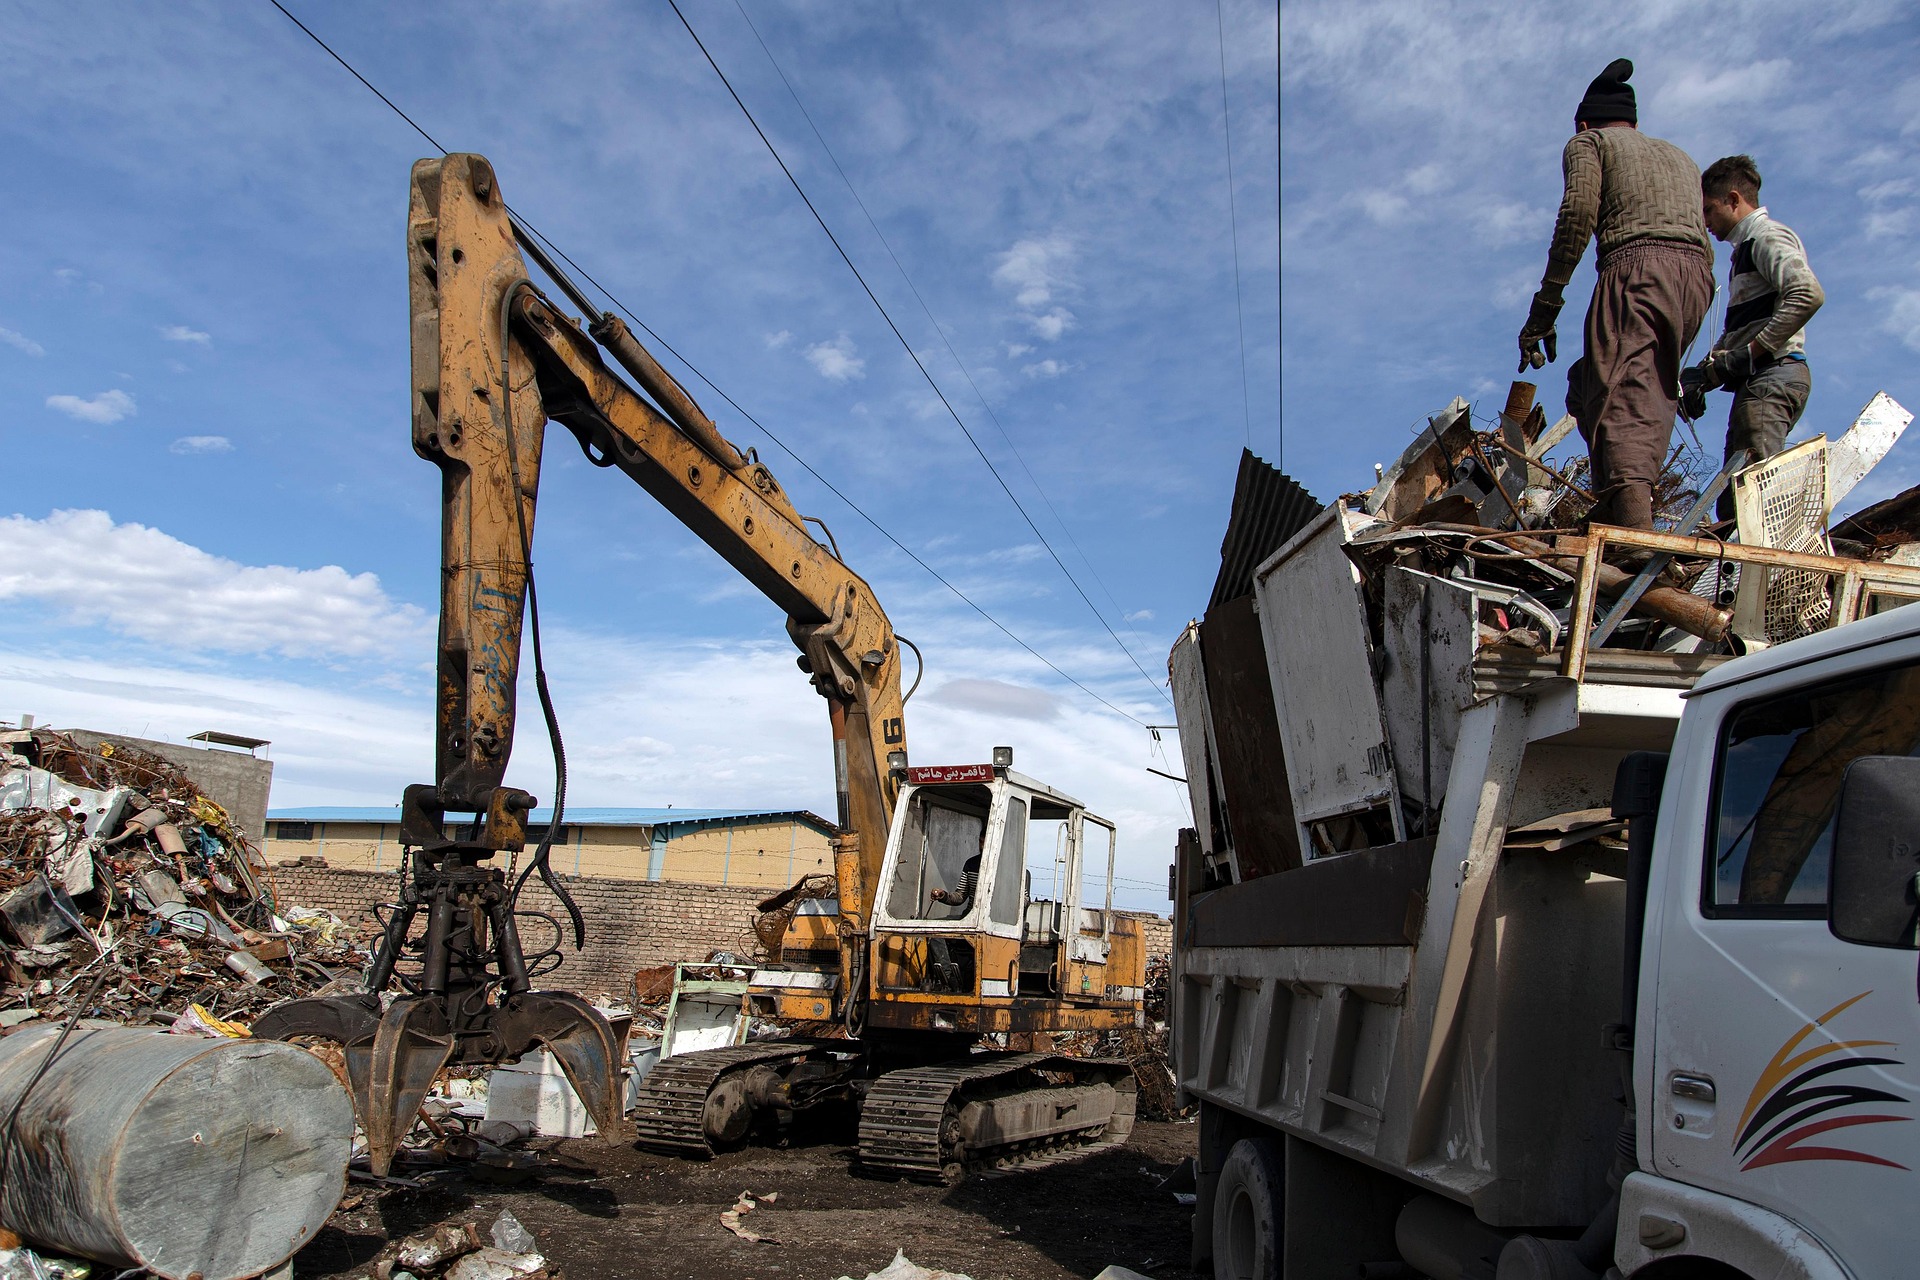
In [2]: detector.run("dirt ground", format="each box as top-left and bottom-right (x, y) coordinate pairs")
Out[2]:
(293, 1120), (1202, 1280)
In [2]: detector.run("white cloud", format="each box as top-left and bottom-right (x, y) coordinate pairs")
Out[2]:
(1493, 265), (1539, 309)
(1027, 308), (1076, 341)
(1124, 609), (1155, 623)
(1004, 342), (1033, 358)
(160, 324), (211, 345)
(923, 677), (1061, 722)
(1404, 162), (1448, 196)
(994, 235), (1079, 343)
(1869, 286), (1920, 352)
(764, 329), (792, 349)
(170, 435), (232, 455)
(993, 235), (1076, 309)
(1022, 358), (1073, 379)
(46, 390), (136, 424)
(1477, 200), (1542, 247)
(804, 333), (865, 382)
(0, 510), (427, 660)
(1360, 191), (1410, 225)
(1653, 59), (1793, 117)
(0, 327), (44, 357)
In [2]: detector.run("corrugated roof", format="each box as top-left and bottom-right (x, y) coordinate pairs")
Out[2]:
(266, 806), (835, 833)
(1208, 449), (1324, 611)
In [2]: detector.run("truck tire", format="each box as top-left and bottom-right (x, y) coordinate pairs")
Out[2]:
(1212, 1136), (1282, 1280)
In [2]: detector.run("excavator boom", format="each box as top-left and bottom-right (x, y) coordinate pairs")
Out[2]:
(258, 153), (906, 1173)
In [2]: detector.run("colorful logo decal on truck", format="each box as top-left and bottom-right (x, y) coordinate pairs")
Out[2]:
(1736, 992), (1909, 1172)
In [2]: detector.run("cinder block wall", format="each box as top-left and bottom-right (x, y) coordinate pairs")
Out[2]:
(268, 865), (766, 1000)
(267, 864), (1173, 1001)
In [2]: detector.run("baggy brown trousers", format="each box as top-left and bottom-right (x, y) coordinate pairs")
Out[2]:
(1566, 240), (1714, 528)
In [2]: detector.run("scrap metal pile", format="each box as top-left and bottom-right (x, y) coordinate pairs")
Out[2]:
(0, 727), (375, 1033)
(1336, 384), (1920, 665)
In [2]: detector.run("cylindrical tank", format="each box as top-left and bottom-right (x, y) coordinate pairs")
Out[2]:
(0, 1025), (354, 1280)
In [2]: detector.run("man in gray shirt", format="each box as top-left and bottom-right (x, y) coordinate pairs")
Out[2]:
(1682, 154), (1825, 519)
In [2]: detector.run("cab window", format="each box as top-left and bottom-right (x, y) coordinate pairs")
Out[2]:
(1707, 660), (1920, 914)
(988, 797), (1027, 927)
(885, 786), (990, 921)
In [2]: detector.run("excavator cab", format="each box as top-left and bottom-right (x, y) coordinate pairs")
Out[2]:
(863, 752), (1140, 1035)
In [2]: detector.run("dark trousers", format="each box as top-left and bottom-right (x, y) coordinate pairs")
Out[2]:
(1717, 358), (1813, 520)
(1567, 241), (1714, 528)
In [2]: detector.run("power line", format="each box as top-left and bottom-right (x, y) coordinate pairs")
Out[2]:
(263, 0), (1152, 728)
(1215, 0), (1253, 450)
(1276, 0), (1283, 473)
(663, 0), (1173, 709)
(729, 0), (1163, 672)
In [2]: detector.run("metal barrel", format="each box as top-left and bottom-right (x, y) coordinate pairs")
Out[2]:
(0, 1025), (354, 1280)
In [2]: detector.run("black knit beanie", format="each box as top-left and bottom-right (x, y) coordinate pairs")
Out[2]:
(1577, 58), (1636, 125)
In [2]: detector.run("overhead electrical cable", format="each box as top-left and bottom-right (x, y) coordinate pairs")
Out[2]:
(263, 0), (1152, 728)
(729, 0), (1161, 670)
(1216, 0), (1253, 450)
(663, 0), (1173, 708)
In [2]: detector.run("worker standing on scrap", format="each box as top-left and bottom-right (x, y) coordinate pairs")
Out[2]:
(1516, 58), (1714, 530)
(1682, 155), (1825, 521)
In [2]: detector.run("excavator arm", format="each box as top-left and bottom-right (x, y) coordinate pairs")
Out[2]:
(257, 154), (906, 1173)
(413, 151), (904, 880)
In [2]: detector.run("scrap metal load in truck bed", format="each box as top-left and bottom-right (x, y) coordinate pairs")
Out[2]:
(1168, 384), (1920, 1279)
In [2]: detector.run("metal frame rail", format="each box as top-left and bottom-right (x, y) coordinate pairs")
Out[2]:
(1562, 526), (1920, 682)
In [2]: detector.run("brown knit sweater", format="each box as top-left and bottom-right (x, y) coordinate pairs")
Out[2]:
(1543, 127), (1710, 287)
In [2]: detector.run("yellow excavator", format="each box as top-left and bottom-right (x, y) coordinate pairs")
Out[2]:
(257, 154), (1147, 1182)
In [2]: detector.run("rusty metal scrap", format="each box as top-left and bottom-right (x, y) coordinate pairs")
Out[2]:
(0, 729), (378, 1034)
(1328, 380), (1920, 664)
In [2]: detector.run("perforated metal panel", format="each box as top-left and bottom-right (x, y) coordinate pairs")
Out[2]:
(1730, 437), (1833, 644)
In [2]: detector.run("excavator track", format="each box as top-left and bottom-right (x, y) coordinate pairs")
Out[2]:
(631, 1041), (819, 1157)
(857, 1053), (1137, 1182)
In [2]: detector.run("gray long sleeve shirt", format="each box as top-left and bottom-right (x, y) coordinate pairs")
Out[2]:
(1543, 127), (1712, 288)
(1715, 207), (1824, 360)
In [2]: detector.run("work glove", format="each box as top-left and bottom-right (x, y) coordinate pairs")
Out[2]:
(1706, 342), (1758, 386)
(1517, 283), (1564, 372)
(1678, 362), (1712, 421)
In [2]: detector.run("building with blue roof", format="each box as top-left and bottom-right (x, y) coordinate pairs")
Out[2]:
(263, 804), (836, 888)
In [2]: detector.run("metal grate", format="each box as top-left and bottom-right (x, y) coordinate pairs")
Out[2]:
(1730, 438), (1833, 644)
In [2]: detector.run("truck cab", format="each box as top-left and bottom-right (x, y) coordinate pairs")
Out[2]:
(1622, 604), (1920, 1279)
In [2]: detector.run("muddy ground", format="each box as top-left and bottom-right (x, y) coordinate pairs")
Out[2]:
(294, 1120), (1201, 1280)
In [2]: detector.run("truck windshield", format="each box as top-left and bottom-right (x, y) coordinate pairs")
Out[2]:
(1710, 659), (1920, 909)
(885, 786), (990, 921)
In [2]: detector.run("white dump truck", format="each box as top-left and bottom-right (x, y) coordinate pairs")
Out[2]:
(1168, 444), (1920, 1279)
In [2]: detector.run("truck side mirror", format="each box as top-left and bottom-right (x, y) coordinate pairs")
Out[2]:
(1829, 756), (1920, 950)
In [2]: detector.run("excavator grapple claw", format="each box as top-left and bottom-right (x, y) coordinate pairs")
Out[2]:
(253, 802), (626, 1173)
(354, 995), (458, 1176)
(494, 990), (630, 1141)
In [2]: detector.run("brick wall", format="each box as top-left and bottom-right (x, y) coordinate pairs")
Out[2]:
(267, 864), (1174, 1000)
(268, 864), (766, 1000)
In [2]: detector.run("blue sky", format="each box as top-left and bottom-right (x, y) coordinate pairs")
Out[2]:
(2, 1), (1916, 909)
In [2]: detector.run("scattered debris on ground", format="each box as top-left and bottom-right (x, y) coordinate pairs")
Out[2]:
(294, 1120), (1200, 1280)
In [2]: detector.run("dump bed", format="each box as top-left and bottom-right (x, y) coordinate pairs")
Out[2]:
(1168, 470), (1920, 1228)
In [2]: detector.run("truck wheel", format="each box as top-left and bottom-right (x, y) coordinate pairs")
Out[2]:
(1212, 1136), (1282, 1280)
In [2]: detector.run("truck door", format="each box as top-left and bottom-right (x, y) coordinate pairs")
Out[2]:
(1648, 653), (1920, 1278)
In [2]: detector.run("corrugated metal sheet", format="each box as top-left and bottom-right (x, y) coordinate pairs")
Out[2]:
(1207, 448), (1324, 611)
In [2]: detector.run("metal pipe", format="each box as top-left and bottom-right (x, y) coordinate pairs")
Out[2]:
(0, 1026), (352, 1280)
(509, 219), (750, 474)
